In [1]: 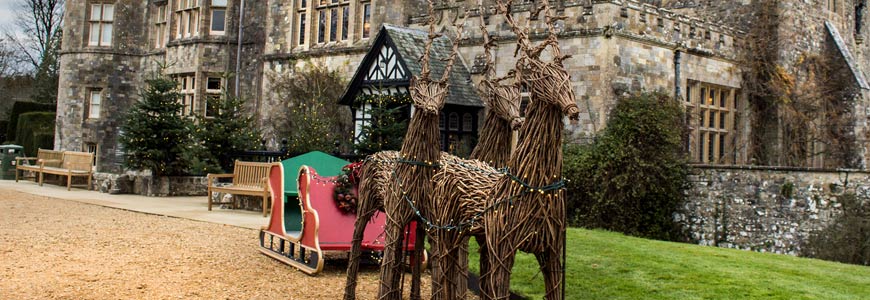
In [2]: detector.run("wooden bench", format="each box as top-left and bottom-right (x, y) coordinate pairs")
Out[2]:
(15, 149), (64, 183)
(208, 160), (274, 217)
(38, 151), (95, 191)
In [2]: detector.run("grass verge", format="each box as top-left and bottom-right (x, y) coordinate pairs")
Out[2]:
(466, 228), (870, 299)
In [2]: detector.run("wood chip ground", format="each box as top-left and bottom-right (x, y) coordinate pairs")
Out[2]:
(0, 189), (434, 299)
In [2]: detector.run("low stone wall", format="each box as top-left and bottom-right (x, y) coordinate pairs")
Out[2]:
(93, 171), (208, 197)
(680, 165), (870, 255)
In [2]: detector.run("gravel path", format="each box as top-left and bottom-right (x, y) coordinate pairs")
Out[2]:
(0, 189), (431, 299)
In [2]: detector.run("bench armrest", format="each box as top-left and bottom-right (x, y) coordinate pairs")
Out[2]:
(207, 173), (234, 186)
(15, 157), (37, 165)
(261, 177), (270, 192)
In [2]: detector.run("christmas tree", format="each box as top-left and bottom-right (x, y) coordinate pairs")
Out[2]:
(119, 76), (194, 176)
(352, 94), (409, 155)
(193, 90), (260, 173)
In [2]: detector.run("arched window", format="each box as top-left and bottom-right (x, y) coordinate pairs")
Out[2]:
(448, 112), (459, 131)
(462, 113), (473, 132)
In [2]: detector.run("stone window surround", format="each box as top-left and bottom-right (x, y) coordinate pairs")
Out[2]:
(685, 80), (738, 165)
(210, 0), (227, 35)
(174, 74), (197, 116)
(85, 88), (103, 120)
(294, 0), (367, 49)
(87, 2), (114, 47)
(315, 0), (349, 44)
(154, 3), (169, 49)
(175, 0), (200, 39)
(204, 76), (224, 117)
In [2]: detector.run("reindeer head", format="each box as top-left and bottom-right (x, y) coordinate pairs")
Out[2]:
(477, 1), (524, 129)
(481, 80), (524, 129)
(522, 61), (580, 121)
(409, 76), (449, 114)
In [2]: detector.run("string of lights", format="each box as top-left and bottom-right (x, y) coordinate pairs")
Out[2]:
(306, 156), (567, 232)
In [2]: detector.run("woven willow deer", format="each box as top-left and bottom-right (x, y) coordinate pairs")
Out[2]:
(478, 1), (580, 300)
(428, 3), (523, 299)
(343, 5), (523, 300)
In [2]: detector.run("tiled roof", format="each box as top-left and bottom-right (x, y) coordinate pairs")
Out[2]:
(382, 24), (483, 107)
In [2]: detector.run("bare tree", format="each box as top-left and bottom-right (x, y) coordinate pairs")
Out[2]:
(3, 0), (63, 103)
(6, 0), (64, 70)
(0, 37), (25, 77)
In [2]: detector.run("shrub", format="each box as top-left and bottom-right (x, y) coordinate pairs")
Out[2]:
(15, 112), (55, 156)
(119, 76), (194, 176)
(564, 92), (690, 241)
(804, 193), (869, 266)
(269, 61), (352, 153)
(6, 101), (55, 143)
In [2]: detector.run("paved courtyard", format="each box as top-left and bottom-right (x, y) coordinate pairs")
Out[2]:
(0, 182), (431, 299)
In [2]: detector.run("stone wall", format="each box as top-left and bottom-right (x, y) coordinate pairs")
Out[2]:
(681, 165), (869, 255)
(447, 0), (744, 146)
(93, 171), (208, 197)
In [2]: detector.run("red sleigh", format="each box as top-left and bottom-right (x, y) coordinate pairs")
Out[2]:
(259, 161), (423, 275)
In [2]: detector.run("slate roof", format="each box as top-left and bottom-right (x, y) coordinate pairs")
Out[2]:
(340, 24), (483, 108)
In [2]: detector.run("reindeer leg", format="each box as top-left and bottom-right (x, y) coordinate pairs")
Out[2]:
(481, 234), (516, 300)
(536, 247), (564, 300)
(410, 224), (424, 300)
(344, 201), (379, 300)
(378, 213), (411, 300)
(474, 234), (490, 295)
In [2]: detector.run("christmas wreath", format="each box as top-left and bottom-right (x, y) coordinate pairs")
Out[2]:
(334, 162), (363, 214)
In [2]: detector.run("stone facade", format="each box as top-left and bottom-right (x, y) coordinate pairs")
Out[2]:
(56, 0), (870, 171)
(57, 0), (263, 173)
(682, 165), (869, 256)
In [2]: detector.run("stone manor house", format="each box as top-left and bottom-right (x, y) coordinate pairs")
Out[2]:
(56, 0), (870, 173)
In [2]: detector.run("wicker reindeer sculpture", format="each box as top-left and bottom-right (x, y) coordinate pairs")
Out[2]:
(375, 5), (465, 299)
(343, 5), (523, 300)
(479, 1), (580, 300)
(428, 3), (523, 299)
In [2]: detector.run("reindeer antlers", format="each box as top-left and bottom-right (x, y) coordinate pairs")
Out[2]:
(441, 11), (468, 83)
(495, 0), (570, 64)
(418, 0), (468, 85)
(419, 0), (439, 81)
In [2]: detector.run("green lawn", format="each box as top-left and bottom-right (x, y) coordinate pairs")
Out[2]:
(466, 228), (870, 299)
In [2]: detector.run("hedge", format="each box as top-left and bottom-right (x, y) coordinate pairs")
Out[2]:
(6, 101), (55, 143)
(16, 112), (56, 157)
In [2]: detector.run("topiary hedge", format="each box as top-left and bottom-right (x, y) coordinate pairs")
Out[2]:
(563, 92), (690, 242)
(6, 101), (55, 143)
(16, 112), (56, 157)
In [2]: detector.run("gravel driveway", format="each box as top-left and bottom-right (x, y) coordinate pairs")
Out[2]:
(0, 189), (431, 299)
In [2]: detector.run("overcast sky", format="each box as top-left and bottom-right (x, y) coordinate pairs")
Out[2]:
(0, 0), (19, 33)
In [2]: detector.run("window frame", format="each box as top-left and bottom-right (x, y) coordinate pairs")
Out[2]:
(210, 0), (227, 35)
(86, 89), (103, 120)
(685, 80), (737, 164)
(361, 2), (372, 39)
(175, 74), (197, 117)
(176, 0), (201, 39)
(204, 76), (223, 118)
(83, 143), (99, 168)
(154, 3), (169, 49)
(88, 3), (114, 47)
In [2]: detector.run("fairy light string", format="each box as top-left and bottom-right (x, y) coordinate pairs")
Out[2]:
(307, 156), (567, 232)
